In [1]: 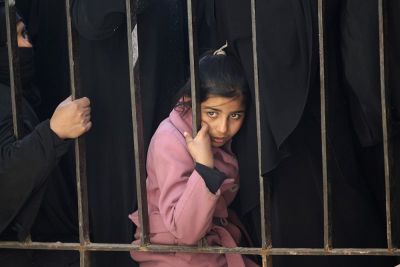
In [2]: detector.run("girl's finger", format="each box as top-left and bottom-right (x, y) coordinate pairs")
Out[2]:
(184, 131), (193, 144)
(197, 123), (209, 137)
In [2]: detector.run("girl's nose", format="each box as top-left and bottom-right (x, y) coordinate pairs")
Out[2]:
(217, 119), (228, 134)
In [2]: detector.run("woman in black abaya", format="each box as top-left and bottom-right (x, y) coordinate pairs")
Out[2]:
(200, 0), (399, 266)
(72, 0), (188, 266)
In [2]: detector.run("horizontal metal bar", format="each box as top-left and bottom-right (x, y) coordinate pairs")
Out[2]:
(0, 242), (399, 256)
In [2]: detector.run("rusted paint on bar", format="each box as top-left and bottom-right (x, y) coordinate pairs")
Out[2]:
(262, 255), (267, 267)
(378, 0), (394, 249)
(125, 0), (150, 245)
(317, 0), (332, 250)
(250, 0), (271, 249)
(1, 241), (400, 256)
(4, 0), (23, 139)
(186, 0), (201, 135)
(65, 0), (91, 246)
(263, 254), (273, 267)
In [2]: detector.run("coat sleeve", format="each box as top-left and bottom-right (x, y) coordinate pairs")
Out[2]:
(148, 130), (221, 245)
(0, 117), (71, 185)
(0, 110), (71, 233)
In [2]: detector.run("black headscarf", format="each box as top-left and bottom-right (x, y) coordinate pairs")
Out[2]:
(0, 4), (40, 107)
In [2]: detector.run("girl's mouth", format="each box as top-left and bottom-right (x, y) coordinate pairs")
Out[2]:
(212, 137), (225, 144)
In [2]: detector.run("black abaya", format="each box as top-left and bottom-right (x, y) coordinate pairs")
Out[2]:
(202, 0), (398, 266)
(72, 0), (188, 266)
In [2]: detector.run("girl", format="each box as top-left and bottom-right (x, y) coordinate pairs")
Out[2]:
(129, 45), (259, 267)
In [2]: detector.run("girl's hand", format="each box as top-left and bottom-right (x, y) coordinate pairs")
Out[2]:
(184, 123), (214, 168)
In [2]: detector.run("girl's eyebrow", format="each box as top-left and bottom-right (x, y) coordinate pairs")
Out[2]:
(203, 106), (245, 113)
(203, 106), (222, 111)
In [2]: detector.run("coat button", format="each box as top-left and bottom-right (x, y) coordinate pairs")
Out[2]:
(230, 184), (239, 192)
(220, 218), (228, 226)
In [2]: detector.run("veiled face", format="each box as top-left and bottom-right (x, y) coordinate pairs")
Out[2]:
(17, 21), (32, 48)
(201, 95), (246, 147)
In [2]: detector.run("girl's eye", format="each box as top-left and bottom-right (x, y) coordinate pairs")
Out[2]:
(207, 111), (217, 118)
(230, 113), (242, 120)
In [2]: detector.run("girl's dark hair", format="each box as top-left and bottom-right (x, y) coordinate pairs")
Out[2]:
(174, 50), (249, 113)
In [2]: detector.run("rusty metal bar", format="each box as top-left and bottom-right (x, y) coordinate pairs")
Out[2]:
(125, 0), (150, 245)
(263, 254), (273, 267)
(80, 250), (91, 267)
(250, 0), (271, 250)
(4, 0), (23, 139)
(187, 0), (201, 135)
(0, 241), (400, 256)
(378, 0), (394, 250)
(65, 0), (91, 265)
(317, 0), (332, 250)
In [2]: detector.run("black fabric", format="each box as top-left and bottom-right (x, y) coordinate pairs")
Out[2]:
(0, 81), (78, 241)
(16, 0), (71, 121)
(0, 2), (23, 46)
(72, 0), (188, 266)
(0, 46), (41, 109)
(200, 0), (400, 266)
(0, 249), (80, 267)
(195, 162), (226, 193)
(0, 7), (79, 265)
(0, 250), (33, 267)
(340, 0), (399, 146)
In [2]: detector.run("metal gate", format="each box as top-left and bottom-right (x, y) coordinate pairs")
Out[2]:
(0, 0), (398, 266)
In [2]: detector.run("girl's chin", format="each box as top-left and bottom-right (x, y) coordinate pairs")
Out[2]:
(211, 141), (226, 147)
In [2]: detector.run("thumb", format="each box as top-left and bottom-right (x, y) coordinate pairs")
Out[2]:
(183, 131), (193, 144)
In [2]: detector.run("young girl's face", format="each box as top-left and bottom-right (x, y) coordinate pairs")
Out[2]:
(201, 95), (246, 147)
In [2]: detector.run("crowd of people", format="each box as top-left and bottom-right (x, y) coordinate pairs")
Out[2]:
(0, 0), (399, 267)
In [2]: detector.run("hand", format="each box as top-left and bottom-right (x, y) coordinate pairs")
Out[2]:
(184, 123), (214, 168)
(50, 96), (92, 139)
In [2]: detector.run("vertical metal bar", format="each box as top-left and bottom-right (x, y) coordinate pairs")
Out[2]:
(250, 0), (271, 250)
(317, 0), (332, 250)
(186, 0), (201, 135)
(80, 250), (90, 267)
(125, 0), (150, 245)
(4, 0), (23, 139)
(262, 254), (272, 267)
(378, 0), (394, 250)
(65, 0), (91, 265)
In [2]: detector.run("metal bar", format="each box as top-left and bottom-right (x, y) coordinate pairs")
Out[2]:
(262, 254), (267, 267)
(317, 0), (332, 250)
(250, 0), (271, 249)
(1, 241), (400, 256)
(4, 0), (23, 139)
(263, 254), (273, 267)
(378, 0), (394, 250)
(186, 0), (201, 135)
(80, 250), (91, 267)
(125, 0), (150, 245)
(66, 0), (91, 250)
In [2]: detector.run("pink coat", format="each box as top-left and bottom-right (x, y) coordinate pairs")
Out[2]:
(129, 108), (259, 267)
